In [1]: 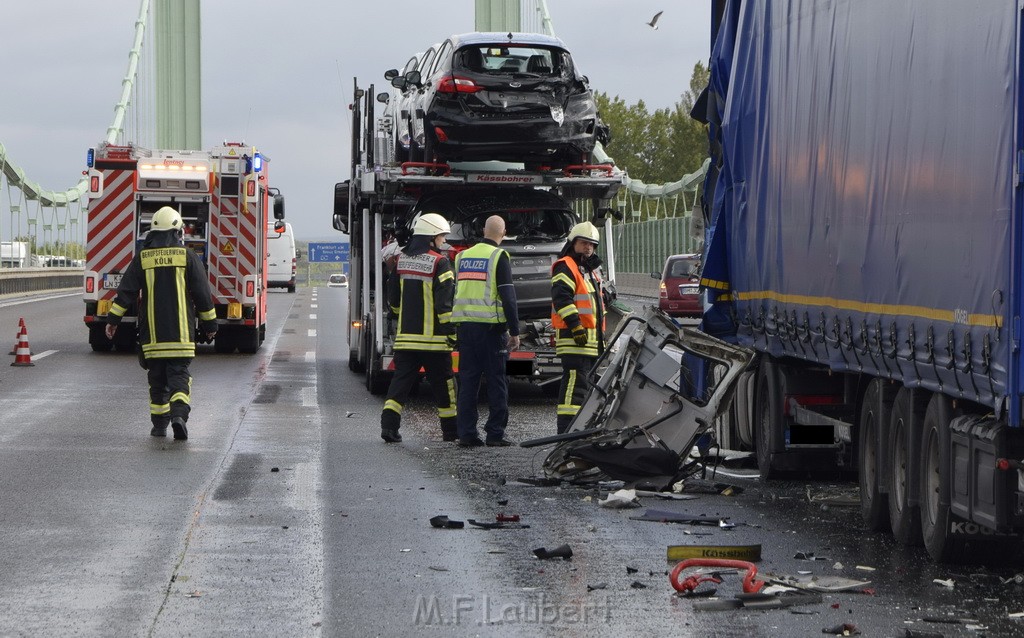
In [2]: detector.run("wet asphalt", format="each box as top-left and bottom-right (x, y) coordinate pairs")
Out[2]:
(0, 290), (1022, 636)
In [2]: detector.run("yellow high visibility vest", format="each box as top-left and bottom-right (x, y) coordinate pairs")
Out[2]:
(451, 242), (506, 324)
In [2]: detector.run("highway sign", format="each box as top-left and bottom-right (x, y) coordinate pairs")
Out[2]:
(308, 242), (349, 263)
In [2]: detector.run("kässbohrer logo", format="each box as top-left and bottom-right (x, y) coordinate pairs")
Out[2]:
(468, 174), (542, 184)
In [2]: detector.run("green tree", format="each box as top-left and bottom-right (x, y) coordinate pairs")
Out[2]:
(594, 61), (711, 188)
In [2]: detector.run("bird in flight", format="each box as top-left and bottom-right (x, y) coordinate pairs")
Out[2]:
(647, 10), (663, 29)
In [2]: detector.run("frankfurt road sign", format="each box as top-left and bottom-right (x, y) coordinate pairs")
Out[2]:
(308, 242), (349, 263)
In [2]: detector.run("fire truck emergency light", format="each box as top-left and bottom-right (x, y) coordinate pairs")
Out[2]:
(253, 153), (263, 172)
(86, 148), (95, 168)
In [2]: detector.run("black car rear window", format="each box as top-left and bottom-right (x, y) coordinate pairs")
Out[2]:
(456, 45), (572, 78)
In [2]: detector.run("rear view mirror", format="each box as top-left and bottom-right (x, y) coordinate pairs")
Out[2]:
(274, 220), (286, 233)
(384, 68), (399, 81)
(333, 181), (350, 234)
(391, 76), (408, 90)
(651, 272), (661, 279)
(405, 70), (422, 87)
(273, 193), (285, 220)
(377, 92), (390, 104)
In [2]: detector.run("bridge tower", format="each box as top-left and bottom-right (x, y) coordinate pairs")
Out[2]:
(154, 0), (201, 150)
(475, 0), (521, 31)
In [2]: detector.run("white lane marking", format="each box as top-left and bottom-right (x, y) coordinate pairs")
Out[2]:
(307, 329), (316, 337)
(301, 386), (317, 407)
(28, 349), (57, 361)
(309, 314), (317, 320)
(311, 304), (318, 309)
(305, 351), (316, 363)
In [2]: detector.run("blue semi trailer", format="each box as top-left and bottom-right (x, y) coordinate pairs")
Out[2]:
(699, 0), (1024, 561)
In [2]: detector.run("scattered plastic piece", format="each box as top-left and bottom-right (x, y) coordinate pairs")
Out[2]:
(468, 518), (530, 530)
(533, 544), (573, 560)
(634, 489), (699, 500)
(666, 544), (761, 562)
(496, 513), (520, 522)
(599, 488), (640, 508)
(903, 629), (946, 638)
(855, 565), (876, 572)
(429, 515), (465, 529)
(630, 581), (648, 589)
(587, 582), (608, 591)
(932, 578), (955, 589)
(821, 622), (860, 636)
(773, 575), (872, 593)
(630, 509), (725, 525)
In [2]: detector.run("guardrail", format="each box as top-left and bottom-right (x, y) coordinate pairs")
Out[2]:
(0, 268), (81, 296)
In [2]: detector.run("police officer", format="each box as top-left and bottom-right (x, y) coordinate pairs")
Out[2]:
(380, 213), (458, 443)
(551, 221), (606, 434)
(106, 206), (218, 440)
(451, 215), (520, 447)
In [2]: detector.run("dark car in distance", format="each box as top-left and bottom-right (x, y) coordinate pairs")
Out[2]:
(655, 253), (702, 318)
(400, 32), (609, 165)
(405, 188), (576, 319)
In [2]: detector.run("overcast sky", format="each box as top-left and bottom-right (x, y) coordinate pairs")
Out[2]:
(0, 1), (711, 241)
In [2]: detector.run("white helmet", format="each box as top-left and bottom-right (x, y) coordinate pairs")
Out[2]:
(413, 212), (451, 237)
(151, 206), (183, 232)
(568, 221), (600, 246)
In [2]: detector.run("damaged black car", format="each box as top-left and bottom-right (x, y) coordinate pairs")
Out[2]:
(406, 32), (610, 165)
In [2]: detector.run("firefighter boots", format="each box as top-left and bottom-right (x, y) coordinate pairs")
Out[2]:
(171, 417), (188, 441)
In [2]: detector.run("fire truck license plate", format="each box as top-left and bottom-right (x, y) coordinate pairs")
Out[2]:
(103, 274), (122, 290)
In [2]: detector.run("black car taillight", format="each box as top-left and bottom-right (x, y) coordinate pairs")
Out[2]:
(437, 76), (482, 94)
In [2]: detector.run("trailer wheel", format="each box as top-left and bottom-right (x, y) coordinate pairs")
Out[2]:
(754, 358), (783, 480)
(89, 324), (114, 352)
(888, 387), (927, 546)
(858, 379), (894, 531)
(920, 394), (964, 562)
(364, 327), (388, 395)
(348, 350), (365, 373)
(238, 327), (260, 354)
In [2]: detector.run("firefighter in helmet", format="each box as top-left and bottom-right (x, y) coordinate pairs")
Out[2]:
(379, 212), (458, 443)
(106, 206), (218, 440)
(550, 220), (606, 433)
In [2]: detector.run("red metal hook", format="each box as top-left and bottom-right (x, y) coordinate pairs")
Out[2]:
(669, 558), (765, 595)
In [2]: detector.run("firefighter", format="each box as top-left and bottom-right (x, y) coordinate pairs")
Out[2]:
(380, 213), (458, 443)
(551, 221), (606, 434)
(451, 215), (520, 447)
(106, 206), (218, 440)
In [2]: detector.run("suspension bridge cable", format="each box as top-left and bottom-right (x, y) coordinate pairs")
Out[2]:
(0, 0), (151, 208)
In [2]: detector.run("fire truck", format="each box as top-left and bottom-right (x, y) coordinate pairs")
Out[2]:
(333, 82), (624, 394)
(83, 142), (285, 354)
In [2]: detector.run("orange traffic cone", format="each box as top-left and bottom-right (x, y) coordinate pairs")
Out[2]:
(9, 317), (24, 355)
(11, 319), (34, 367)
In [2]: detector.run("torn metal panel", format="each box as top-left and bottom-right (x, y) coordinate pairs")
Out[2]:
(523, 307), (752, 483)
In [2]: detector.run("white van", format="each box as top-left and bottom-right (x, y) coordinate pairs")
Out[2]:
(267, 222), (297, 293)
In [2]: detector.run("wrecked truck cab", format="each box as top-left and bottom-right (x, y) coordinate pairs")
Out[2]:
(523, 307), (752, 487)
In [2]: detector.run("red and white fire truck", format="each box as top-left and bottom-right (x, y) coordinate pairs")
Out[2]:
(82, 142), (285, 354)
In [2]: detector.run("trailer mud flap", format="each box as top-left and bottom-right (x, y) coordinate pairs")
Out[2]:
(522, 307), (752, 484)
